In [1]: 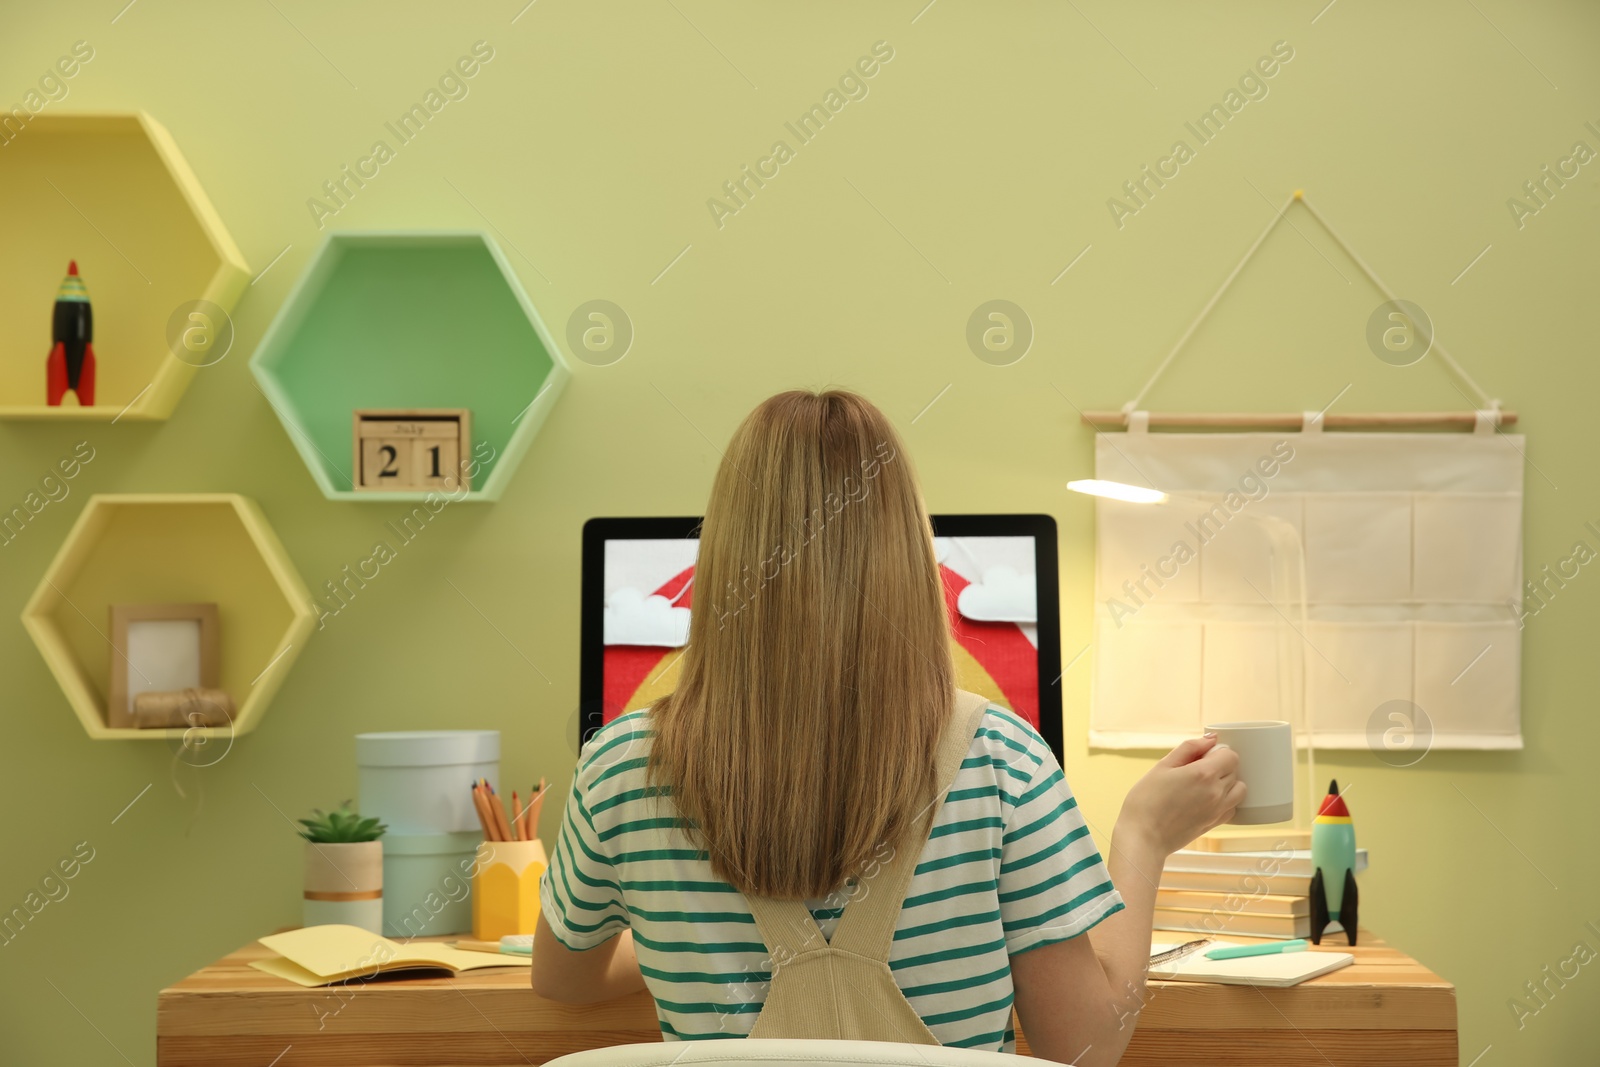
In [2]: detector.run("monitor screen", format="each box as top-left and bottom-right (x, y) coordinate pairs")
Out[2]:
(579, 514), (1062, 762)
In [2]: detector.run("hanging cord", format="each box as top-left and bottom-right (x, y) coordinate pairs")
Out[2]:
(1122, 190), (1501, 421)
(1295, 540), (1315, 829)
(170, 742), (206, 835)
(166, 691), (223, 834)
(1123, 194), (1292, 418)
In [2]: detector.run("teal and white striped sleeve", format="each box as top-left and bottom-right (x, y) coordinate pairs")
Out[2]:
(990, 709), (1125, 955)
(537, 716), (643, 950)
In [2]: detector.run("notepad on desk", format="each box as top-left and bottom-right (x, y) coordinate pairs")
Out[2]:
(1149, 940), (1353, 988)
(250, 924), (533, 988)
(1163, 847), (1369, 879)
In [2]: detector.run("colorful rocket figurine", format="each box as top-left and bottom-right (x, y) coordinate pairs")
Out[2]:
(46, 260), (95, 407)
(1308, 779), (1359, 946)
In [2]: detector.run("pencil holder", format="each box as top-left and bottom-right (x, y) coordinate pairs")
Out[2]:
(472, 839), (546, 941)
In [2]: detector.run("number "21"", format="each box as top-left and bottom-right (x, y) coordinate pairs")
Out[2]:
(377, 445), (444, 478)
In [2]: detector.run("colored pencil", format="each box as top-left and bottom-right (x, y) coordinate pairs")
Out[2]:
(531, 779), (548, 833)
(485, 779), (513, 842)
(516, 791), (531, 840)
(470, 782), (497, 840)
(478, 779), (494, 841)
(449, 939), (507, 955)
(469, 778), (548, 843)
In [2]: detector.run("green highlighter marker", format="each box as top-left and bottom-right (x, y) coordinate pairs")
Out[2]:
(1204, 939), (1309, 961)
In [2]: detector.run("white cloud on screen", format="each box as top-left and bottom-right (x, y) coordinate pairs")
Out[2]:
(957, 565), (1038, 623)
(936, 536), (1034, 583)
(604, 587), (691, 647)
(605, 538), (700, 600)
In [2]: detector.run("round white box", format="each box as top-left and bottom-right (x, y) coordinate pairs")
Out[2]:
(357, 730), (500, 835)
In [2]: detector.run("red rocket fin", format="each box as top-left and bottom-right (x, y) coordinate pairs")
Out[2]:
(47, 342), (68, 406)
(77, 343), (96, 406)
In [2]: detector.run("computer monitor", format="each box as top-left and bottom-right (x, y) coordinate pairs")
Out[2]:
(579, 514), (1064, 763)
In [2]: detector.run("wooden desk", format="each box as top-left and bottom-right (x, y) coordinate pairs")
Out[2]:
(158, 931), (1456, 1066)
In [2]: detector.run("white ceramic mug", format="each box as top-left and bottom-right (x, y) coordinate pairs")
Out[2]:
(1203, 720), (1293, 825)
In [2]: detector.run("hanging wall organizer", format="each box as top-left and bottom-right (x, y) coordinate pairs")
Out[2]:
(1085, 191), (1525, 753)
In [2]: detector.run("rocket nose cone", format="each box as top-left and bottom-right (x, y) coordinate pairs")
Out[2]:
(68, 260), (78, 275)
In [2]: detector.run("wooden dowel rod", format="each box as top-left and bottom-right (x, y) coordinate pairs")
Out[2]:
(1080, 410), (1518, 430)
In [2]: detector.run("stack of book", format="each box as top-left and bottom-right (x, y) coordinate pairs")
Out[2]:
(1155, 829), (1370, 940)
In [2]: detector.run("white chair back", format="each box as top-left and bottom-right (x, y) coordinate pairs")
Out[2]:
(544, 1039), (1025, 1066)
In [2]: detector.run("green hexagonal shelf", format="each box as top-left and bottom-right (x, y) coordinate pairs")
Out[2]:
(249, 232), (570, 502)
(21, 494), (316, 741)
(0, 112), (250, 420)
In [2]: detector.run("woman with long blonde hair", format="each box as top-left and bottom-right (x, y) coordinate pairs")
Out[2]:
(534, 390), (1242, 1064)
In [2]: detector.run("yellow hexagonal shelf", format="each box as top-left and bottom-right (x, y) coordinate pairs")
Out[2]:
(22, 494), (316, 741)
(0, 112), (250, 420)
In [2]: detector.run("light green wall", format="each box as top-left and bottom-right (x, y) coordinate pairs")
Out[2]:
(2, 3), (1596, 1064)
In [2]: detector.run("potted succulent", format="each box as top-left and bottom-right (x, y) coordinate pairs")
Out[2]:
(300, 802), (387, 934)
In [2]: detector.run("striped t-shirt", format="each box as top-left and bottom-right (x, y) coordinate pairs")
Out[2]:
(539, 704), (1124, 1053)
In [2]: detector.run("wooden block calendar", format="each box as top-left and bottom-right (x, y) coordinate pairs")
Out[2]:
(353, 409), (471, 492)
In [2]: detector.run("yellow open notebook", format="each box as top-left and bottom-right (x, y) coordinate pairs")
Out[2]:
(251, 924), (533, 987)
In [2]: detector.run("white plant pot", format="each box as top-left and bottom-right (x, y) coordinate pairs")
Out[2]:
(304, 840), (383, 934)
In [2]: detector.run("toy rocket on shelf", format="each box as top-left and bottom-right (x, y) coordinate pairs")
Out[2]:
(46, 260), (95, 406)
(1309, 778), (1359, 946)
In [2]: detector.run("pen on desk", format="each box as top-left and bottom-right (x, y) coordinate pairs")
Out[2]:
(1149, 939), (1211, 966)
(1205, 939), (1310, 961)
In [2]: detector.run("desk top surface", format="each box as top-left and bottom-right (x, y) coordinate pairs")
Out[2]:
(157, 930), (1456, 1067)
(163, 928), (1452, 997)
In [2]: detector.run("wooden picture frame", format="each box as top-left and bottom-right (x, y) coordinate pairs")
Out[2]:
(107, 603), (220, 729)
(353, 409), (472, 493)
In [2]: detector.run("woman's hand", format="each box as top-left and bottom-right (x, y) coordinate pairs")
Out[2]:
(1020, 735), (1246, 1066)
(1115, 734), (1245, 857)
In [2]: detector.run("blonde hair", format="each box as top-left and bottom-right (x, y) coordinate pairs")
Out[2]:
(648, 389), (955, 899)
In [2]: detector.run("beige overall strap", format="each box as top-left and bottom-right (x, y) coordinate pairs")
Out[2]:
(742, 690), (992, 965)
(745, 888), (831, 967)
(826, 689), (992, 959)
